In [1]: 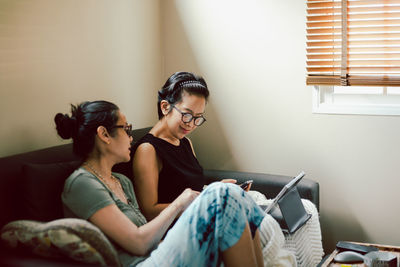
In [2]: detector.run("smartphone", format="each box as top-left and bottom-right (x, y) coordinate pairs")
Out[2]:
(239, 180), (253, 190)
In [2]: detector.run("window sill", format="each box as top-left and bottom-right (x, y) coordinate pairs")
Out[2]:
(312, 86), (400, 116)
(313, 102), (400, 116)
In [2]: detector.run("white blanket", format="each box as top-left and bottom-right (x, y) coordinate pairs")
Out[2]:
(249, 191), (324, 267)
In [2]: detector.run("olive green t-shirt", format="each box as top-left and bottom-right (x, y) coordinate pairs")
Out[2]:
(62, 167), (148, 267)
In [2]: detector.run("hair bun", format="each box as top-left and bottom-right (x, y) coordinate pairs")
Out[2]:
(54, 113), (76, 139)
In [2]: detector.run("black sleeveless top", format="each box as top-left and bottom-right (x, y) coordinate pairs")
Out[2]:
(131, 133), (205, 203)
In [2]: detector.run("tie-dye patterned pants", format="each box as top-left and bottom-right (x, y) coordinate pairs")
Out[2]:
(135, 182), (265, 267)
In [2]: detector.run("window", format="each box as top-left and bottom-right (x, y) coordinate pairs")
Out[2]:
(313, 85), (400, 115)
(307, 0), (400, 115)
(307, 0), (400, 86)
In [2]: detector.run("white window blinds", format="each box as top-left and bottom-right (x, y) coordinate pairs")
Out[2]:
(307, 0), (400, 86)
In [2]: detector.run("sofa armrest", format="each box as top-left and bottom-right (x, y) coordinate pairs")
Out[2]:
(203, 169), (320, 211)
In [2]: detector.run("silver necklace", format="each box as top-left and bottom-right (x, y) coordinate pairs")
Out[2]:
(84, 162), (128, 203)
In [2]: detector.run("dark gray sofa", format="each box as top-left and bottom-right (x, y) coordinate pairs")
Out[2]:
(0, 127), (319, 266)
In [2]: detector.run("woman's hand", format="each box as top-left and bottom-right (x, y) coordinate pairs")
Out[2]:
(220, 179), (237, 184)
(173, 188), (200, 212)
(242, 183), (252, 192)
(221, 179), (252, 192)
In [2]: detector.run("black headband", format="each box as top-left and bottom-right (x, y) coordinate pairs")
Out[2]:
(177, 80), (206, 89)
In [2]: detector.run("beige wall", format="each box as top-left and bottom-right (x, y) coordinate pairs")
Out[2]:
(0, 0), (161, 157)
(1, 0), (399, 254)
(162, 0), (400, 252)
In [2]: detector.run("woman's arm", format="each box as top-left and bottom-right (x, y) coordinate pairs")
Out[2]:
(186, 137), (197, 157)
(132, 143), (169, 220)
(90, 188), (198, 256)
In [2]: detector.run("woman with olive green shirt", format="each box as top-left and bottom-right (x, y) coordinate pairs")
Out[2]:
(56, 100), (264, 267)
(63, 168), (147, 266)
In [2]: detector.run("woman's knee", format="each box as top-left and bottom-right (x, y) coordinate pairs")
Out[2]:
(203, 182), (243, 197)
(201, 182), (246, 212)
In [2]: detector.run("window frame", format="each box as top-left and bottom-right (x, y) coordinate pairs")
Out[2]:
(312, 85), (400, 116)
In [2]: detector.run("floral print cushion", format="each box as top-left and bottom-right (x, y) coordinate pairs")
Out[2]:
(1, 218), (120, 266)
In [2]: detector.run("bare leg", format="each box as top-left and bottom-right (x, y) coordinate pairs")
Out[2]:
(222, 222), (259, 267)
(253, 230), (263, 266)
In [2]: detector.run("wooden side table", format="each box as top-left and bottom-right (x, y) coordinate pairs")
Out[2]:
(318, 242), (400, 267)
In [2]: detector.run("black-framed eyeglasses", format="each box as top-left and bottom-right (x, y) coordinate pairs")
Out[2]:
(112, 124), (133, 137)
(172, 106), (206, 126)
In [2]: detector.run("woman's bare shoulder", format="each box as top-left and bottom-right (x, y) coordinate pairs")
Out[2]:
(136, 141), (156, 152)
(133, 142), (160, 170)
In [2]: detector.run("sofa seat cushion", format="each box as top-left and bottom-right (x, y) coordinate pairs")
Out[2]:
(1, 218), (120, 266)
(21, 161), (80, 221)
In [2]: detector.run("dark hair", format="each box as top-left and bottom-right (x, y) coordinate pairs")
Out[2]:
(54, 100), (120, 159)
(157, 71), (209, 119)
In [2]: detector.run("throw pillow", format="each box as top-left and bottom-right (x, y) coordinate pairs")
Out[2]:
(1, 218), (120, 266)
(21, 161), (80, 221)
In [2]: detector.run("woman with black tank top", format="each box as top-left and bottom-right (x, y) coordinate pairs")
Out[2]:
(131, 72), (240, 221)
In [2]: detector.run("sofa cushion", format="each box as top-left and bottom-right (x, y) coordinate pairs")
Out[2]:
(1, 218), (120, 266)
(21, 161), (80, 221)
